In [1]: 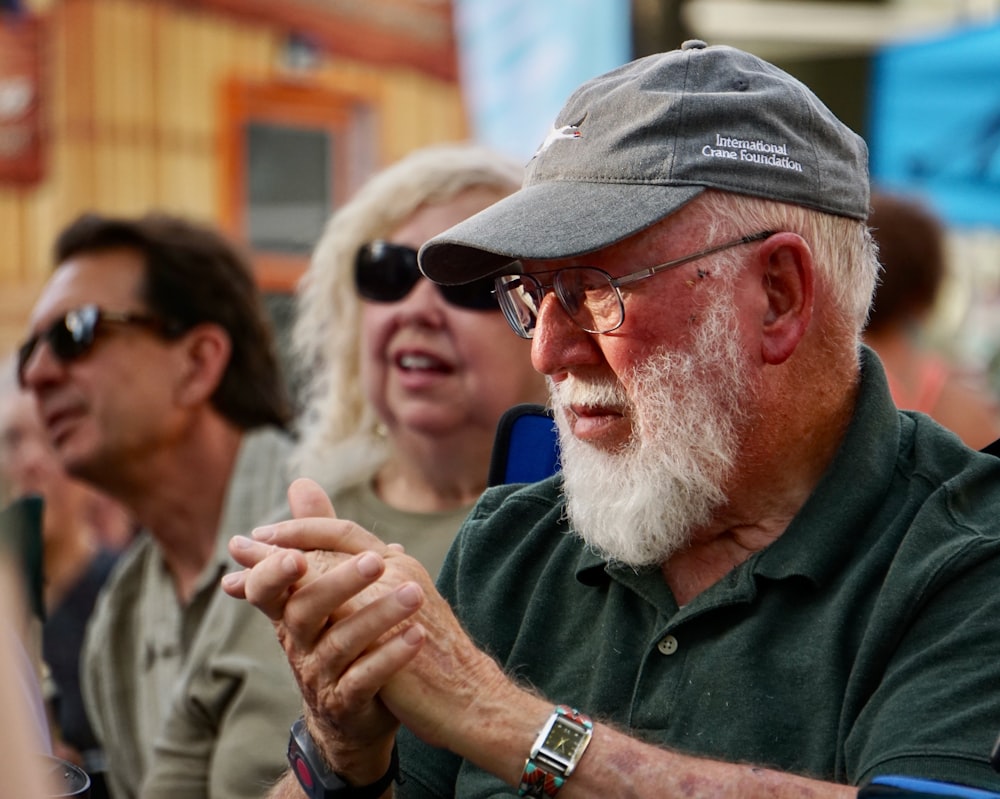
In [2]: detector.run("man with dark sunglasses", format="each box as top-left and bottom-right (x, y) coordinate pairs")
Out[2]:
(19, 212), (295, 799)
(229, 42), (1000, 799)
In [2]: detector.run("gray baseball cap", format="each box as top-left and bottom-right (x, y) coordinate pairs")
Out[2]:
(420, 40), (870, 285)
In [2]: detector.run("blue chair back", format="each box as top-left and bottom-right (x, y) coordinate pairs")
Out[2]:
(487, 404), (560, 487)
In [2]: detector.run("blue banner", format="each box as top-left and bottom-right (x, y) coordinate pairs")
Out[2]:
(869, 21), (1000, 229)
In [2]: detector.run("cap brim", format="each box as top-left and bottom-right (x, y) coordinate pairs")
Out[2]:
(419, 181), (705, 285)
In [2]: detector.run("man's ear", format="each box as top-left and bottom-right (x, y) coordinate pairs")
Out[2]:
(175, 323), (232, 407)
(757, 232), (814, 365)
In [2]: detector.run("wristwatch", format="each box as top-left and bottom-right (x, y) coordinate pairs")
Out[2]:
(287, 717), (399, 799)
(518, 705), (594, 797)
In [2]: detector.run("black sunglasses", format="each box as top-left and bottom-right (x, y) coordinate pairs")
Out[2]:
(17, 304), (179, 387)
(354, 241), (498, 311)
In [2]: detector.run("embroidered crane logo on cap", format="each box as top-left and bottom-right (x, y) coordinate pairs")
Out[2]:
(533, 113), (587, 159)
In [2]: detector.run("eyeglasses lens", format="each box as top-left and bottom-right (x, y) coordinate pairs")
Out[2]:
(355, 241), (497, 311)
(495, 275), (541, 338)
(17, 306), (100, 386)
(355, 241), (419, 302)
(439, 279), (498, 311)
(495, 269), (623, 339)
(555, 269), (623, 334)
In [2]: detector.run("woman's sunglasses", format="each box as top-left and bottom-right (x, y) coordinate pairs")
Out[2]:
(17, 304), (179, 387)
(354, 241), (498, 311)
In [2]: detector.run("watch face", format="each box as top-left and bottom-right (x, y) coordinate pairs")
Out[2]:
(543, 720), (587, 759)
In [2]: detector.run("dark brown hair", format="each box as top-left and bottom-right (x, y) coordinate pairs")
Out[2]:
(54, 212), (291, 431)
(866, 190), (946, 335)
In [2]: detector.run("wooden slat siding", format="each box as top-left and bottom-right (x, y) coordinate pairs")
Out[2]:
(0, 280), (45, 359)
(156, 1), (189, 211)
(383, 72), (425, 165)
(60, 0), (97, 216)
(379, 69), (470, 165)
(209, 13), (273, 223)
(0, 188), (24, 283)
(91, 0), (115, 208)
(0, 185), (43, 356)
(178, 11), (218, 218)
(116, 0), (152, 211)
(0, 0), (467, 354)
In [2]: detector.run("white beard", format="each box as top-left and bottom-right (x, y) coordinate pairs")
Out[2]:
(551, 291), (755, 569)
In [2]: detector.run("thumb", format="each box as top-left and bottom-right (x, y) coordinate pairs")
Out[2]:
(287, 477), (337, 520)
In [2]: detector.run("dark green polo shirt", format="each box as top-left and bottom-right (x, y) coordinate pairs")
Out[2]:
(398, 350), (1000, 796)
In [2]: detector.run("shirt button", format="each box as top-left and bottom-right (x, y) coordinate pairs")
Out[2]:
(657, 635), (678, 655)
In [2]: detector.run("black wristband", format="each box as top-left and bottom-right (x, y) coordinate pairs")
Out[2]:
(288, 716), (399, 799)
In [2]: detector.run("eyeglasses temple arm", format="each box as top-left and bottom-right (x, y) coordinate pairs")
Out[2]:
(615, 230), (776, 287)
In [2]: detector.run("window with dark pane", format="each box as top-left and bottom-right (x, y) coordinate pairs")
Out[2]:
(245, 122), (331, 255)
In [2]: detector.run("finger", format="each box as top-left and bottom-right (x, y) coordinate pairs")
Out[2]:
(336, 624), (426, 711)
(221, 568), (248, 599)
(252, 516), (387, 556)
(308, 582), (425, 680)
(283, 551), (387, 646)
(228, 534), (286, 569)
(287, 477), (338, 519)
(239, 546), (309, 621)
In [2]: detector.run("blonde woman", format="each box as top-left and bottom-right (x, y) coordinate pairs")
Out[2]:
(289, 142), (547, 573)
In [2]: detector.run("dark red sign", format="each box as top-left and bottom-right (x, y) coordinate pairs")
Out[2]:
(0, 13), (44, 184)
(188, 0), (457, 81)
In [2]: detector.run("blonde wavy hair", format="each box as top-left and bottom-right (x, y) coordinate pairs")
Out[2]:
(288, 143), (524, 488)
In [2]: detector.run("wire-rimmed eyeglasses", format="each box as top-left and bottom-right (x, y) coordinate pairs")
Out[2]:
(493, 230), (776, 339)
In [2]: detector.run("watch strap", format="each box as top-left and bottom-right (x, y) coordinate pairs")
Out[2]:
(288, 716), (399, 799)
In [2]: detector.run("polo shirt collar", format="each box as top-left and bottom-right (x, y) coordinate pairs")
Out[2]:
(751, 346), (900, 586)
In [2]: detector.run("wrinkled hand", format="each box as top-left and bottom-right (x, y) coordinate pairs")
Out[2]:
(224, 477), (515, 767)
(222, 478), (426, 775)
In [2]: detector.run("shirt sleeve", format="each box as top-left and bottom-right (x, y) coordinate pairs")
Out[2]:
(847, 542), (1000, 788)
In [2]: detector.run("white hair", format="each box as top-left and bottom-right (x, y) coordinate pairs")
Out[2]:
(288, 143), (524, 489)
(690, 191), (879, 341)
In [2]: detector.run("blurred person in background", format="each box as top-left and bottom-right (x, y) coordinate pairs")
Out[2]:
(141, 142), (547, 799)
(865, 190), (1000, 449)
(0, 552), (52, 799)
(16, 212), (294, 799)
(0, 354), (133, 798)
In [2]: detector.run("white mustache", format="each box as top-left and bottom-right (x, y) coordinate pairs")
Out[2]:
(549, 375), (629, 411)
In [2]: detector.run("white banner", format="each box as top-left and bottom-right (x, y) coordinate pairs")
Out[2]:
(454, 0), (631, 162)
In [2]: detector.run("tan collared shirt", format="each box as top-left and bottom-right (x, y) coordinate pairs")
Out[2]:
(139, 476), (474, 799)
(81, 427), (293, 799)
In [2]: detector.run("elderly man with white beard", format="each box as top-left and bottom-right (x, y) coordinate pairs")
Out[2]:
(222, 41), (1000, 799)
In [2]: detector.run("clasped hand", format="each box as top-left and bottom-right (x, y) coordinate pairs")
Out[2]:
(221, 477), (502, 781)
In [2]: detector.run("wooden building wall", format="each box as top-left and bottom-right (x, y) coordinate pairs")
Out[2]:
(0, 0), (468, 354)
